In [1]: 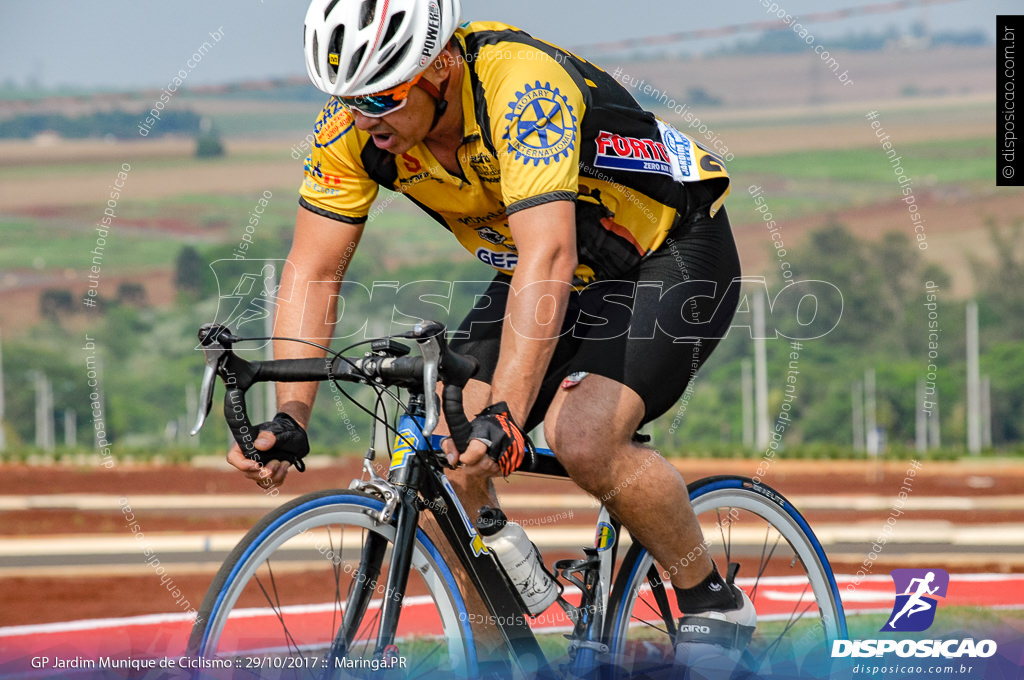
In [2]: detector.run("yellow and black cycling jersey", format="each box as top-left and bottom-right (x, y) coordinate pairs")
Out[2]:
(298, 20), (730, 285)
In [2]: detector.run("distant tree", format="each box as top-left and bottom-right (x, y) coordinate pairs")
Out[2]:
(175, 246), (204, 298)
(687, 86), (722, 107)
(971, 219), (1024, 341)
(195, 117), (225, 158)
(39, 288), (73, 322)
(196, 131), (225, 158)
(116, 282), (147, 308)
(786, 221), (946, 355)
(0, 110), (201, 140)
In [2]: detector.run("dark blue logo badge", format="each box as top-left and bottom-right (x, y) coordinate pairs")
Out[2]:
(881, 568), (949, 632)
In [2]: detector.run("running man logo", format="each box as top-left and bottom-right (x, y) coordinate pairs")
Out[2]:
(882, 568), (949, 632)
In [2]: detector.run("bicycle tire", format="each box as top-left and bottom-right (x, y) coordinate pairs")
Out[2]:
(605, 475), (846, 679)
(187, 489), (476, 678)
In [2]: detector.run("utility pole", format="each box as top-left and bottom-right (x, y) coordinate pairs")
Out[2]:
(928, 398), (941, 449)
(741, 359), (753, 449)
(966, 301), (981, 454)
(852, 382), (864, 452)
(915, 379), (927, 454)
(981, 375), (992, 449)
(64, 409), (76, 448)
(865, 368), (878, 456)
(33, 371), (55, 452)
(753, 292), (769, 450)
(0, 330), (6, 452)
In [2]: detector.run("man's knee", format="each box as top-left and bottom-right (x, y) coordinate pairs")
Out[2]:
(545, 422), (617, 495)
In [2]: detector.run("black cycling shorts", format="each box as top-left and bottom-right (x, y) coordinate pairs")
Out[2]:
(450, 207), (742, 431)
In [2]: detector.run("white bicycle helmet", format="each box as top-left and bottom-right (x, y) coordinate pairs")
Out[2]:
(304, 0), (462, 97)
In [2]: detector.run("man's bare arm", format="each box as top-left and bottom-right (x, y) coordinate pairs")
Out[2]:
(226, 206), (364, 485)
(448, 199), (577, 467)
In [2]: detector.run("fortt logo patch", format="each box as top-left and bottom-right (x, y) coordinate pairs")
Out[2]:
(882, 568), (949, 632)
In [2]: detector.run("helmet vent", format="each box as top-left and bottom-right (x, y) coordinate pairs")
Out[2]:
(358, 0), (376, 30)
(381, 11), (405, 48)
(349, 43), (368, 82)
(328, 26), (345, 80)
(311, 31), (321, 78)
(367, 38), (412, 87)
(323, 0), (342, 20)
(378, 44), (396, 63)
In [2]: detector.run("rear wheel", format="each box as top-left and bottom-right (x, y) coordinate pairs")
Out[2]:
(605, 476), (846, 678)
(187, 490), (475, 678)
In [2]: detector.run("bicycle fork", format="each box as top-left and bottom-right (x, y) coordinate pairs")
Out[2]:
(328, 446), (422, 669)
(329, 488), (419, 666)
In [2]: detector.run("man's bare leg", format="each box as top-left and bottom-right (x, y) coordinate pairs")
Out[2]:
(544, 374), (713, 589)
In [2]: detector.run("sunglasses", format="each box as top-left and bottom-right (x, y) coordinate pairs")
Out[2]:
(336, 72), (423, 117)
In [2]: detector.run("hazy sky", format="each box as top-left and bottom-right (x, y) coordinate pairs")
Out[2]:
(0, 0), (1013, 90)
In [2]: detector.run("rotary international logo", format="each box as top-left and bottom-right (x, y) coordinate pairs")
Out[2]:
(503, 81), (577, 166)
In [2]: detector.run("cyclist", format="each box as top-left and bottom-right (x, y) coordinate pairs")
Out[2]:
(227, 0), (754, 666)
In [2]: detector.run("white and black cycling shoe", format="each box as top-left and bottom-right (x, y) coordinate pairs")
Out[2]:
(673, 575), (757, 678)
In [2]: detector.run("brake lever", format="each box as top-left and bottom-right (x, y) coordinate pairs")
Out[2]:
(189, 323), (236, 436)
(412, 321), (443, 438)
(189, 363), (218, 436)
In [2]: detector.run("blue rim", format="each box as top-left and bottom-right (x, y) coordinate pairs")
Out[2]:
(611, 477), (848, 646)
(200, 493), (477, 672)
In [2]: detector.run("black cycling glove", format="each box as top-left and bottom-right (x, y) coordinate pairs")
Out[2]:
(249, 412), (309, 472)
(469, 402), (530, 476)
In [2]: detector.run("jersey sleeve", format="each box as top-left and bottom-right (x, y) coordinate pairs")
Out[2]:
(480, 45), (585, 214)
(297, 99), (379, 223)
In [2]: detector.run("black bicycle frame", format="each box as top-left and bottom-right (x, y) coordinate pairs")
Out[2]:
(378, 437), (553, 676)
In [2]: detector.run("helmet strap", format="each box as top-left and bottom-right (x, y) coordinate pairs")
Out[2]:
(415, 74), (451, 131)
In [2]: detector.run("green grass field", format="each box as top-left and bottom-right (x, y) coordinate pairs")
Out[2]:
(0, 218), (188, 271)
(0, 132), (996, 287)
(730, 136), (995, 221)
(734, 137), (993, 184)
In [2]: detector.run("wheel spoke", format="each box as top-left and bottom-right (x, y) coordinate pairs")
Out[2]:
(716, 507), (731, 566)
(749, 526), (782, 605)
(757, 596), (816, 664)
(189, 495), (471, 678)
(329, 525), (344, 647)
(635, 593), (672, 637)
(253, 564), (304, 656)
(629, 609), (669, 637)
(609, 482), (843, 679)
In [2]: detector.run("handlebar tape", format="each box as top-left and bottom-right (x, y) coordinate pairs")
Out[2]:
(443, 384), (474, 453)
(224, 384), (260, 460)
(253, 357), (337, 383)
(440, 352), (478, 454)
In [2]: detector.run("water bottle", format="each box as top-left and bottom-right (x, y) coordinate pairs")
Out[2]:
(476, 506), (560, 615)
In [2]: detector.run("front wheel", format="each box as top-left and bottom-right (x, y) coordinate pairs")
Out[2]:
(187, 490), (476, 678)
(605, 476), (846, 678)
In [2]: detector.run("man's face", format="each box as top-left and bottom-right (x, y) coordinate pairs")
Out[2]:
(348, 46), (457, 155)
(349, 84), (437, 155)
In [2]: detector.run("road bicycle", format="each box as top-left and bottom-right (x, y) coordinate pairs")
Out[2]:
(186, 320), (847, 678)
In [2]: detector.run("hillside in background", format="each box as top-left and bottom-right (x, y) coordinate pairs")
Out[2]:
(0, 40), (1020, 454)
